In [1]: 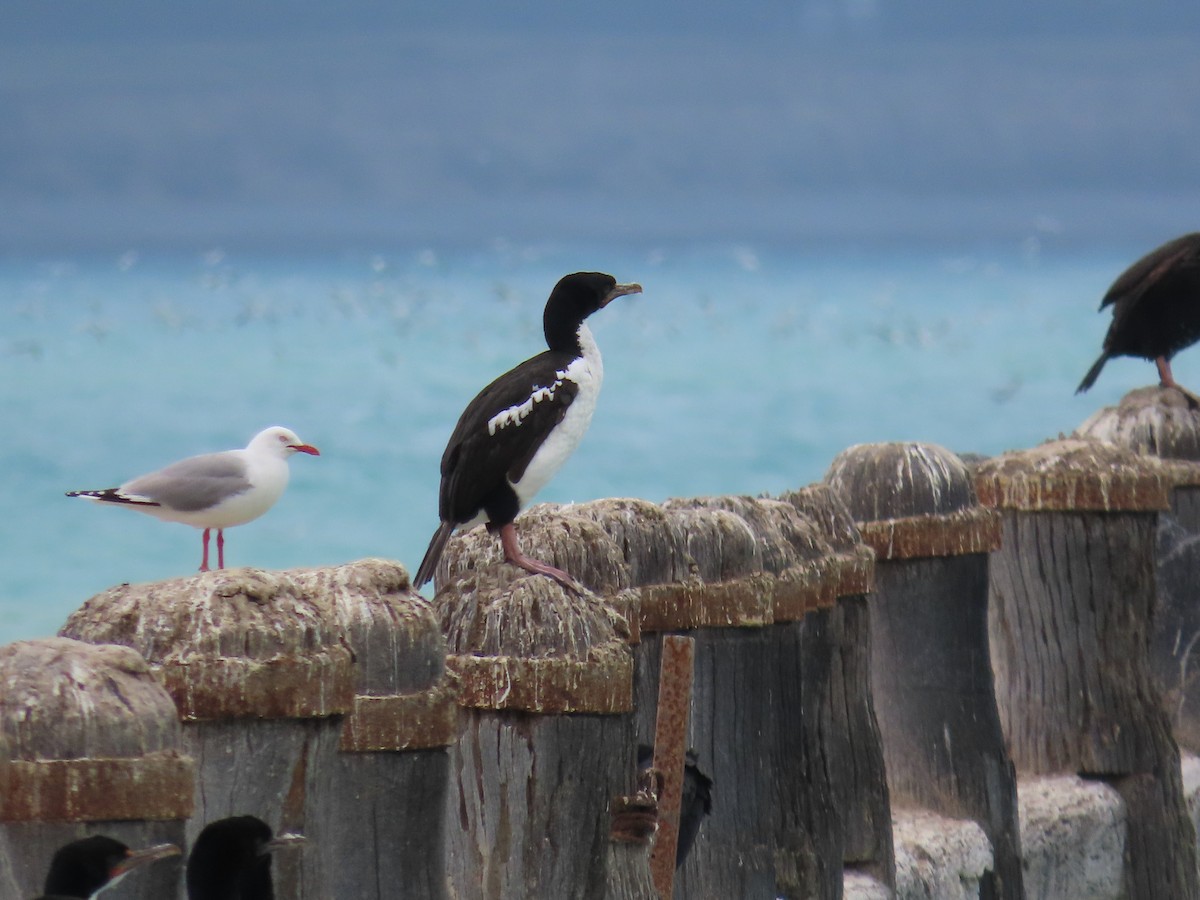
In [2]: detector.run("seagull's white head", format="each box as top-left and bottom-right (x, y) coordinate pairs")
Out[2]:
(248, 426), (321, 458)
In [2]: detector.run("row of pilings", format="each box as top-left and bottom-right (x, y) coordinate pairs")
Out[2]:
(3, 385), (1200, 899)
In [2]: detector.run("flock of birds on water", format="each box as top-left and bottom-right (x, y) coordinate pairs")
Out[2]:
(30, 236), (1200, 897)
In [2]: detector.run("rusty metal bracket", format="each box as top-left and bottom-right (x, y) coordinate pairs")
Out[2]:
(649, 635), (696, 897)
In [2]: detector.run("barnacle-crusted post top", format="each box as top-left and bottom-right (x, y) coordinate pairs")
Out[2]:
(973, 437), (1172, 512)
(0, 637), (193, 821)
(826, 441), (1000, 560)
(292, 558), (457, 752)
(59, 568), (354, 721)
(1076, 386), (1200, 462)
(438, 566), (633, 714)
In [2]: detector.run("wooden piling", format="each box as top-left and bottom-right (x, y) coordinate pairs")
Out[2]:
(781, 483), (893, 890)
(60, 567), (355, 899)
(549, 492), (854, 899)
(826, 441), (1022, 900)
(1077, 386), (1200, 751)
(976, 436), (1199, 899)
(293, 559), (457, 900)
(434, 545), (637, 900)
(0, 638), (192, 899)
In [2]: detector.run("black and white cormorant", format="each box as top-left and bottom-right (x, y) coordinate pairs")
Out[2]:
(1077, 232), (1200, 399)
(185, 815), (305, 900)
(35, 835), (179, 900)
(414, 272), (642, 590)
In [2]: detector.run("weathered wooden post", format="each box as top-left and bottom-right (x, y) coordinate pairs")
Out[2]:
(627, 494), (848, 899)
(781, 483), (893, 892)
(435, 521), (638, 900)
(1076, 386), (1200, 751)
(288, 559), (456, 900)
(60, 568), (355, 899)
(825, 441), (1022, 900)
(976, 437), (1199, 898)
(0, 638), (192, 899)
(438, 495), (882, 898)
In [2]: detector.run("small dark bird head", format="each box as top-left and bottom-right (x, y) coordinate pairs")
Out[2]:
(186, 815), (306, 900)
(42, 835), (180, 899)
(544, 272), (642, 354)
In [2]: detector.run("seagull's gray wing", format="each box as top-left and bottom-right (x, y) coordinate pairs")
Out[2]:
(121, 452), (251, 513)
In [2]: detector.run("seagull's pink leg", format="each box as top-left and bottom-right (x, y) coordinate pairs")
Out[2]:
(217, 529), (225, 569)
(199, 528), (211, 572)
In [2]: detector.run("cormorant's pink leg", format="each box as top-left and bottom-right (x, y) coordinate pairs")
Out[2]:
(199, 528), (211, 572)
(217, 529), (225, 569)
(499, 523), (584, 593)
(1157, 356), (1177, 388)
(1158, 356), (1200, 407)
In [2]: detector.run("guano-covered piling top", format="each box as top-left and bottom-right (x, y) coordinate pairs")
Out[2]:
(827, 442), (977, 520)
(290, 558), (457, 753)
(436, 567), (634, 714)
(0, 637), (193, 822)
(973, 437), (1172, 512)
(440, 495), (862, 637)
(779, 483), (864, 551)
(778, 483), (876, 598)
(440, 504), (630, 595)
(1076, 386), (1200, 462)
(825, 441), (1000, 560)
(292, 558), (443, 697)
(60, 568), (355, 722)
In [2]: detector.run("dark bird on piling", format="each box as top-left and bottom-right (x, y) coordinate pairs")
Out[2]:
(185, 815), (306, 900)
(35, 835), (179, 899)
(1076, 232), (1200, 400)
(414, 272), (643, 591)
(638, 744), (713, 869)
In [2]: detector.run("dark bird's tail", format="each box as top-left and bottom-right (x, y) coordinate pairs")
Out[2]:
(1076, 352), (1110, 394)
(414, 521), (455, 588)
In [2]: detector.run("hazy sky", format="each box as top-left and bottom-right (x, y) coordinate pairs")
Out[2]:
(2, 2), (1199, 250)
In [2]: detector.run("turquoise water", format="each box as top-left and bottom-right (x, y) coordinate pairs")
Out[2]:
(0, 241), (1168, 643)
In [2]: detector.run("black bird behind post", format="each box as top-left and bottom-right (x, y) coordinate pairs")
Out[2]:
(36, 835), (179, 900)
(185, 815), (305, 900)
(415, 271), (642, 591)
(1077, 232), (1200, 399)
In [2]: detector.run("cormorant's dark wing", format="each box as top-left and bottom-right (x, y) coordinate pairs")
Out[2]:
(438, 350), (579, 524)
(1101, 233), (1200, 311)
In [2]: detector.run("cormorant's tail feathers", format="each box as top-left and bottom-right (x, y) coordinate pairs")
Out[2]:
(1076, 352), (1110, 394)
(414, 521), (455, 589)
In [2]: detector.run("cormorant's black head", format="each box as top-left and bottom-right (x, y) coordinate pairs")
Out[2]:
(543, 272), (642, 354)
(42, 835), (180, 899)
(186, 815), (305, 900)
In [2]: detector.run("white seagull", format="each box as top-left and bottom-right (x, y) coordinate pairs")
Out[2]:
(67, 426), (320, 571)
